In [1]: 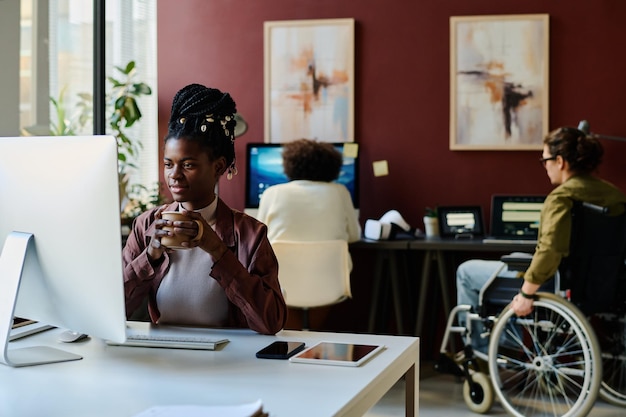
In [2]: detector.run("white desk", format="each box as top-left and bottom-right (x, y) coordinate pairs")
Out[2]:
(1, 326), (419, 417)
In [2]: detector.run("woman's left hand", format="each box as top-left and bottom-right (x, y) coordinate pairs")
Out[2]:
(179, 209), (228, 260)
(511, 294), (534, 316)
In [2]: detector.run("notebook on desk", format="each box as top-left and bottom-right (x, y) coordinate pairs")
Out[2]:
(482, 195), (546, 244)
(106, 321), (229, 350)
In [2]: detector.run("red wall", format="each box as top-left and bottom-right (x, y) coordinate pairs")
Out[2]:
(155, 0), (626, 341)
(156, 1), (625, 229)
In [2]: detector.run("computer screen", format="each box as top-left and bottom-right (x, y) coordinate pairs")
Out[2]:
(0, 136), (127, 366)
(245, 142), (359, 209)
(490, 195), (546, 238)
(437, 206), (485, 238)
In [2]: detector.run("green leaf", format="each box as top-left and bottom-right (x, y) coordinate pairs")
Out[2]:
(425, 207), (438, 217)
(107, 76), (124, 88)
(131, 83), (152, 95)
(114, 96), (127, 110)
(77, 92), (92, 101)
(124, 61), (136, 74)
(123, 99), (142, 127)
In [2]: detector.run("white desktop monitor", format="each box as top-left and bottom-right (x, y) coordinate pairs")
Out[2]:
(0, 136), (127, 367)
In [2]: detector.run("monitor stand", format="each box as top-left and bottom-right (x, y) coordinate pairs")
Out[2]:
(0, 232), (82, 367)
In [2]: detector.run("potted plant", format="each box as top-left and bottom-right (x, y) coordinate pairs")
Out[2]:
(22, 61), (158, 221)
(423, 207), (439, 237)
(104, 61), (153, 213)
(107, 61), (152, 178)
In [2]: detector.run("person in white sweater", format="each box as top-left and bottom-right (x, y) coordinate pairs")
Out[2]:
(257, 139), (361, 256)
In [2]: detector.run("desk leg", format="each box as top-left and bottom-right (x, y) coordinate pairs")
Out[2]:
(415, 250), (453, 337)
(367, 251), (385, 333)
(389, 252), (405, 334)
(404, 362), (419, 417)
(434, 250), (451, 318)
(368, 250), (405, 334)
(415, 250), (432, 336)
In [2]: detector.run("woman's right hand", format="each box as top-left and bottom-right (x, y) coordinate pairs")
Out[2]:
(147, 205), (169, 262)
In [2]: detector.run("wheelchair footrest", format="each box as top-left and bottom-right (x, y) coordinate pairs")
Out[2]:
(434, 353), (465, 377)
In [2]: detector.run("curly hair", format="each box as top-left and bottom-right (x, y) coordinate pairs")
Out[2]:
(544, 127), (604, 174)
(165, 83), (238, 175)
(282, 139), (342, 182)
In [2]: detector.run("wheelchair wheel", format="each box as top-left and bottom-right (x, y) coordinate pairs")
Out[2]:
(463, 371), (494, 414)
(488, 293), (601, 417)
(591, 313), (626, 407)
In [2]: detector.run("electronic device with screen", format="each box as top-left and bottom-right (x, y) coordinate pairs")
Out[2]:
(437, 206), (485, 239)
(0, 136), (127, 367)
(289, 341), (384, 367)
(256, 340), (305, 359)
(483, 195), (546, 244)
(244, 142), (359, 216)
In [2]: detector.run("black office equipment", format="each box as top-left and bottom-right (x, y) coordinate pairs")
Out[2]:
(483, 195), (545, 244)
(437, 206), (485, 239)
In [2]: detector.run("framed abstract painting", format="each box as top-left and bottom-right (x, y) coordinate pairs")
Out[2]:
(450, 14), (549, 150)
(264, 18), (355, 143)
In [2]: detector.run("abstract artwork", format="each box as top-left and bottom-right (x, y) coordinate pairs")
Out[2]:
(264, 18), (355, 143)
(450, 14), (549, 150)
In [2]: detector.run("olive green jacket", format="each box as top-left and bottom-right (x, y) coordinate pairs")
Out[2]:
(524, 174), (626, 285)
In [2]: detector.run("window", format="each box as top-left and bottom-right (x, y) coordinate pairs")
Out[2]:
(19, 0), (158, 195)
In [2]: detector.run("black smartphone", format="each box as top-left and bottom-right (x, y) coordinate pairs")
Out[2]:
(255, 341), (305, 359)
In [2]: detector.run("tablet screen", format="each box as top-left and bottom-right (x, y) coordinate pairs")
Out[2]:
(289, 341), (384, 367)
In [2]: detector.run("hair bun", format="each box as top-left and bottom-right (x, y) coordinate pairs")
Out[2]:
(167, 84), (238, 138)
(170, 84), (236, 120)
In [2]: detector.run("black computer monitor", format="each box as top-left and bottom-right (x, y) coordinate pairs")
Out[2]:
(0, 136), (127, 367)
(245, 142), (359, 209)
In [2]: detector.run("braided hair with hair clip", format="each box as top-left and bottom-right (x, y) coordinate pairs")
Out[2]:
(166, 84), (238, 179)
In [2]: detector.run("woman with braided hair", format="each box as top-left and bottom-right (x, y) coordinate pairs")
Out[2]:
(123, 84), (287, 335)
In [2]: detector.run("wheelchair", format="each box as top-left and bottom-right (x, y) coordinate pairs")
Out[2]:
(436, 201), (626, 417)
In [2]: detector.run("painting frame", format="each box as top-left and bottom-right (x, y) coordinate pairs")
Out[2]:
(264, 18), (355, 143)
(450, 14), (549, 151)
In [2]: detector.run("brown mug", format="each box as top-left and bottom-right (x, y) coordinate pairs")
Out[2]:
(160, 211), (204, 249)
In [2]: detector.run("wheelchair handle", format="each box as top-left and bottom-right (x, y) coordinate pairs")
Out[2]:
(581, 202), (609, 214)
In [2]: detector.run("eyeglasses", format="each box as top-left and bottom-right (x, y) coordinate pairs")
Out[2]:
(539, 155), (557, 166)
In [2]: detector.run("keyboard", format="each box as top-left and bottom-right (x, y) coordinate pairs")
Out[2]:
(482, 238), (537, 245)
(106, 322), (229, 350)
(9, 320), (54, 341)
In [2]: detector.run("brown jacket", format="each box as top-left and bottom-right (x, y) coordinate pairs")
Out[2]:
(122, 198), (287, 335)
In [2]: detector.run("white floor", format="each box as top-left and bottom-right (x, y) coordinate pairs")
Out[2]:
(365, 362), (624, 417)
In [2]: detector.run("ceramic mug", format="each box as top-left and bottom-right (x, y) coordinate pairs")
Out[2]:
(160, 211), (204, 249)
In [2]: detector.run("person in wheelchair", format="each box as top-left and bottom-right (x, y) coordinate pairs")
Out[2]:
(456, 126), (626, 354)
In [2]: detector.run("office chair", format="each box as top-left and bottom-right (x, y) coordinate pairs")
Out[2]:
(271, 240), (352, 330)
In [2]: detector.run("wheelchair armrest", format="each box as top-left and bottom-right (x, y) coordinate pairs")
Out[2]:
(500, 254), (532, 271)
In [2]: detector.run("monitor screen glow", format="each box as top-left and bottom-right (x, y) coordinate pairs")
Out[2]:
(245, 143), (359, 209)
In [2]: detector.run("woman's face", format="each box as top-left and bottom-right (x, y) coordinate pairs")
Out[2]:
(163, 138), (226, 210)
(541, 144), (563, 186)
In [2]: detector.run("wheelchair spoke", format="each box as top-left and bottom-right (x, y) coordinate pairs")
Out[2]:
(489, 297), (601, 417)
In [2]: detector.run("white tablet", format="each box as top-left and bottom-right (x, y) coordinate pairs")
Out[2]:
(289, 341), (385, 367)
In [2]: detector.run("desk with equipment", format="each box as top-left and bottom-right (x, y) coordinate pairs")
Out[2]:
(351, 238), (535, 339)
(409, 237), (536, 337)
(354, 196), (543, 340)
(350, 239), (412, 334)
(2, 325), (419, 417)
